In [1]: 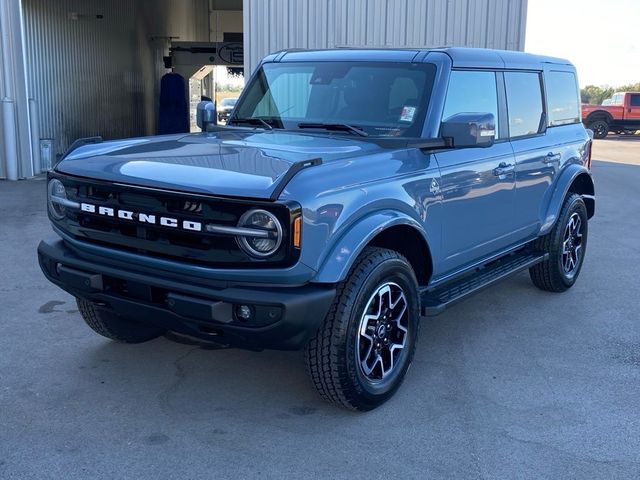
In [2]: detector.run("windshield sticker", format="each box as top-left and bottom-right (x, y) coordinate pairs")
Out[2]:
(400, 106), (416, 122)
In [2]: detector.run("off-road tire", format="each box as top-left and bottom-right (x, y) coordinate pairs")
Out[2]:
(305, 247), (420, 411)
(77, 298), (165, 343)
(529, 193), (588, 292)
(588, 119), (609, 139)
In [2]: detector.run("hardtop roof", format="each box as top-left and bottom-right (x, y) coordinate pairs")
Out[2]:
(267, 47), (573, 70)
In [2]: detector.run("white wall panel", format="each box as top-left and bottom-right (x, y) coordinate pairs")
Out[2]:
(243, 0), (528, 74)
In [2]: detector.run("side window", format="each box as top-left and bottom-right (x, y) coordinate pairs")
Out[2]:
(442, 70), (499, 138)
(504, 72), (544, 137)
(630, 94), (640, 107)
(545, 71), (580, 126)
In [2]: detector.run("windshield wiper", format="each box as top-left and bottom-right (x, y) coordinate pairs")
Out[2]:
(297, 122), (368, 137)
(228, 117), (273, 130)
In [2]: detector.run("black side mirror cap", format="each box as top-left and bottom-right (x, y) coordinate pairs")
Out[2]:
(441, 112), (496, 148)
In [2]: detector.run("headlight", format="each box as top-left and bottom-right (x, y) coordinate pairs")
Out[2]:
(47, 179), (68, 220)
(237, 209), (283, 257)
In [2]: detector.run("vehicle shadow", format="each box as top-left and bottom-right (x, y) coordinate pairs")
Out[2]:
(599, 133), (640, 141)
(78, 272), (536, 424)
(85, 332), (333, 418)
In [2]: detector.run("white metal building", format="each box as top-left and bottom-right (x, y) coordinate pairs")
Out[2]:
(0, 0), (527, 180)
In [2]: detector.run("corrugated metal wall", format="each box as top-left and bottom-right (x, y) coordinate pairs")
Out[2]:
(243, 0), (528, 74)
(21, 0), (210, 158)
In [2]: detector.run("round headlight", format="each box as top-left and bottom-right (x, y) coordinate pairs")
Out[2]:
(237, 209), (283, 257)
(47, 179), (67, 220)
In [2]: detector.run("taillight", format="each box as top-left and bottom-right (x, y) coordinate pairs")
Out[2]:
(586, 140), (592, 170)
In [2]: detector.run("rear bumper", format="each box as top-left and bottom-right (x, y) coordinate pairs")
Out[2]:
(38, 238), (335, 350)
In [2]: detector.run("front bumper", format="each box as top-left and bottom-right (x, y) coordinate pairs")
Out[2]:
(38, 238), (335, 350)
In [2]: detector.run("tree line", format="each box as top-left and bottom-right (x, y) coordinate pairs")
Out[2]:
(581, 82), (640, 105)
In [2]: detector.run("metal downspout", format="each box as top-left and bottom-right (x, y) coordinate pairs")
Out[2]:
(1, 0), (19, 180)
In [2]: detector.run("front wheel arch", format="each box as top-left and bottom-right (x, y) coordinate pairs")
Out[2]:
(313, 211), (433, 286)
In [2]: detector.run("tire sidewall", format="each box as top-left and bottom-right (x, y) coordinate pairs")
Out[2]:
(344, 258), (420, 404)
(552, 195), (588, 288)
(589, 119), (609, 139)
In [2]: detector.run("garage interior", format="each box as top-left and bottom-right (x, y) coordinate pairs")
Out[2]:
(22, 0), (243, 165)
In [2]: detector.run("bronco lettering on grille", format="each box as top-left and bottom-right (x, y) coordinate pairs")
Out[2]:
(80, 202), (202, 232)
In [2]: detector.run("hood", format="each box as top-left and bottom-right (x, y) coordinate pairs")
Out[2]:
(56, 130), (382, 199)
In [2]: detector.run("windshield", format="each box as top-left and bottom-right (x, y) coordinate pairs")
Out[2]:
(222, 98), (237, 106)
(233, 62), (436, 137)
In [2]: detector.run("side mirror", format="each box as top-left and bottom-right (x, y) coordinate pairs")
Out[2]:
(441, 112), (496, 148)
(196, 100), (217, 131)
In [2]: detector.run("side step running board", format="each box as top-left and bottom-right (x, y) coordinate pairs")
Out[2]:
(420, 251), (548, 316)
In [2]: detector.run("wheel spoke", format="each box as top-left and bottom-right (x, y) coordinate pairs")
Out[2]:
(561, 212), (584, 276)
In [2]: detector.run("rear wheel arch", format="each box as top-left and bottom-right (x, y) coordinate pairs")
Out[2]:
(540, 166), (594, 235)
(568, 172), (595, 218)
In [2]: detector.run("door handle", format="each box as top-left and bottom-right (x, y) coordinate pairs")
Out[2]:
(492, 162), (514, 176)
(543, 152), (561, 164)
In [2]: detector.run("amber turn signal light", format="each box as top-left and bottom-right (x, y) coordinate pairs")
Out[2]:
(293, 216), (301, 248)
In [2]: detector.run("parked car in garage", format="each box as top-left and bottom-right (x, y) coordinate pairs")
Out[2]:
(39, 47), (594, 411)
(217, 97), (238, 122)
(582, 92), (640, 138)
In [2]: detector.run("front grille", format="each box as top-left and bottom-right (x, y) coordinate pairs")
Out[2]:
(53, 174), (298, 267)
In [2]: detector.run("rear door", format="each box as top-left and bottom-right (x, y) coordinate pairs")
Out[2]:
(510, 67), (584, 237)
(626, 93), (640, 123)
(505, 70), (553, 238)
(435, 70), (517, 275)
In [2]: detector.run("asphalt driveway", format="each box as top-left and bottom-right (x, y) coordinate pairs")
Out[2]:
(1, 138), (639, 479)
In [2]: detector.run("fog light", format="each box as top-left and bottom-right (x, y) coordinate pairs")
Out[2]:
(235, 304), (253, 321)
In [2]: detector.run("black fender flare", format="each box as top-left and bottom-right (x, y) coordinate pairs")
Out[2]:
(584, 110), (614, 126)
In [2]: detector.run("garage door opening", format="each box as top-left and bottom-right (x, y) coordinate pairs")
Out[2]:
(189, 65), (244, 131)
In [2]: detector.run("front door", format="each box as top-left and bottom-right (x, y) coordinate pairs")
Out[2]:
(435, 70), (516, 276)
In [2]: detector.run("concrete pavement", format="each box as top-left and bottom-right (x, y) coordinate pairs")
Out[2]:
(1, 138), (639, 479)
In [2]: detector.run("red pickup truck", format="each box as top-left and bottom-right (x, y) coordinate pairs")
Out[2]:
(582, 92), (640, 138)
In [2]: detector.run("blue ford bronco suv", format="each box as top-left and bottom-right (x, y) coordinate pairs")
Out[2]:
(39, 48), (594, 411)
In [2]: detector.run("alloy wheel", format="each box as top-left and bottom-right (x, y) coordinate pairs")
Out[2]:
(562, 212), (583, 277)
(357, 282), (409, 381)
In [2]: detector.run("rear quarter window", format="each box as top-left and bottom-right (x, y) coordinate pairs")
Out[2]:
(546, 71), (580, 126)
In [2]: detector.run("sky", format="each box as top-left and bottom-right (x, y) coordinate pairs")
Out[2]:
(525, 0), (640, 87)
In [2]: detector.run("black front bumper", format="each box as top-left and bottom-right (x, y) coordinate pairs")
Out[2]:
(38, 239), (335, 350)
